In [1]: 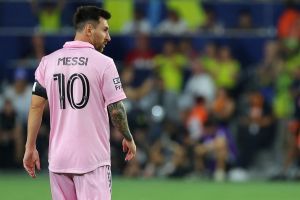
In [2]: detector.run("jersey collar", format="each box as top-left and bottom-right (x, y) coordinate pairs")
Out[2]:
(63, 41), (95, 49)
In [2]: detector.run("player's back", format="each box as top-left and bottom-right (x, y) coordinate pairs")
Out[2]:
(36, 41), (126, 173)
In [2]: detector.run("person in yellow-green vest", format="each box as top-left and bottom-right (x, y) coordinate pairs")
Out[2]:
(31, 0), (65, 33)
(29, 1), (65, 61)
(153, 41), (187, 93)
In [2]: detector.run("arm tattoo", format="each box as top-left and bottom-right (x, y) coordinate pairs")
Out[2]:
(107, 101), (133, 141)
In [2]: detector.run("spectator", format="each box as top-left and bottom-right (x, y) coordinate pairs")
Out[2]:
(121, 68), (153, 102)
(186, 96), (208, 142)
(277, 0), (300, 40)
(121, 53), (153, 135)
(124, 34), (155, 87)
(199, 7), (224, 34)
(256, 41), (289, 119)
(122, 9), (151, 35)
(4, 69), (32, 126)
(177, 38), (198, 84)
(183, 60), (216, 104)
(211, 88), (235, 127)
(120, 68), (152, 134)
(0, 99), (23, 168)
(178, 38), (198, 62)
(31, 0), (65, 33)
(272, 70), (300, 180)
(236, 9), (254, 30)
(200, 42), (219, 78)
(143, 122), (189, 178)
(30, 0), (65, 63)
(215, 46), (240, 91)
(143, 140), (167, 177)
(257, 40), (283, 88)
(156, 9), (188, 35)
(282, 39), (300, 75)
(237, 89), (276, 169)
(139, 74), (180, 139)
(153, 41), (187, 93)
(272, 41), (299, 125)
(194, 117), (237, 182)
(168, 144), (191, 178)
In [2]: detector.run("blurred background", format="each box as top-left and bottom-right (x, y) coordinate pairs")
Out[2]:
(1, 0), (300, 191)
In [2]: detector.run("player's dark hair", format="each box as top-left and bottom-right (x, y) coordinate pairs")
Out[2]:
(73, 6), (111, 31)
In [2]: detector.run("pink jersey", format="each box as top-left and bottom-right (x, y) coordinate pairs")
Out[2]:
(35, 41), (126, 173)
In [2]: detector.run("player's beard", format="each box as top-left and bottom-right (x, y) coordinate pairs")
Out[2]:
(96, 43), (105, 52)
(92, 35), (105, 52)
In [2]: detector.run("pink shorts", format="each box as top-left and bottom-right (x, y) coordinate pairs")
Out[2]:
(49, 165), (112, 200)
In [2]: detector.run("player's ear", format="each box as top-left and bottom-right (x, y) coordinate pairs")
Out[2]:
(85, 23), (94, 36)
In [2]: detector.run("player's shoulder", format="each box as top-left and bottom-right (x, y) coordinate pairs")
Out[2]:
(41, 49), (62, 62)
(88, 50), (116, 70)
(89, 49), (114, 63)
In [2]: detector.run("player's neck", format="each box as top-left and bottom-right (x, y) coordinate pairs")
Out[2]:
(74, 33), (92, 45)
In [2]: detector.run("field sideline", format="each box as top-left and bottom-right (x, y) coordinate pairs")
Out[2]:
(0, 172), (299, 200)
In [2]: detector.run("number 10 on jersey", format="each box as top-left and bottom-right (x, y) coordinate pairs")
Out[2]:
(53, 73), (90, 109)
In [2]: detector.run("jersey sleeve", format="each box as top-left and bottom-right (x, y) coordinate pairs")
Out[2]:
(34, 57), (46, 88)
(102, 59), (126, 107)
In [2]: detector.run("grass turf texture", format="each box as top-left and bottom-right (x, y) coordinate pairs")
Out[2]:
(0, 172), (299, 200)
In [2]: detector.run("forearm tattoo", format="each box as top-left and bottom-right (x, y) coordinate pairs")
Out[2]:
(107, 101), (133, 141)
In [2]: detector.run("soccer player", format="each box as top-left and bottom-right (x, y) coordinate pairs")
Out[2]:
(23, 6), (136, 200)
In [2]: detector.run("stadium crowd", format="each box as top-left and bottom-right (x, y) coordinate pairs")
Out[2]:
(0, 0), (300, 182)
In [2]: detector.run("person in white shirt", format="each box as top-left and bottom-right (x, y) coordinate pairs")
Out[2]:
(156, 9), (188, 35)
(122, 9), (151, 34)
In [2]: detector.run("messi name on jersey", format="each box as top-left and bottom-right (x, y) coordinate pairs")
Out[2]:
(57, 57), (88, 66)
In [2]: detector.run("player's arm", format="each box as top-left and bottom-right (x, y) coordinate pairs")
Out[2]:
(108, 100), (132, 141)
(25, 95), (47, 149)
(23, 81), (47, 178)
(107, 100), (136, 161)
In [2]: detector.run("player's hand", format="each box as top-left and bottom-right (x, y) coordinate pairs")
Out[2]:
(23, 148), (40, 178)
(122, 138), (136, 161)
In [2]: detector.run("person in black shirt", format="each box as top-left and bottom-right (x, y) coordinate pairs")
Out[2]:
(0, 99), (23, 168)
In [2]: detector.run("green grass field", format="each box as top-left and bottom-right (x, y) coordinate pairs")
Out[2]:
(0, 172), (299, 200)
